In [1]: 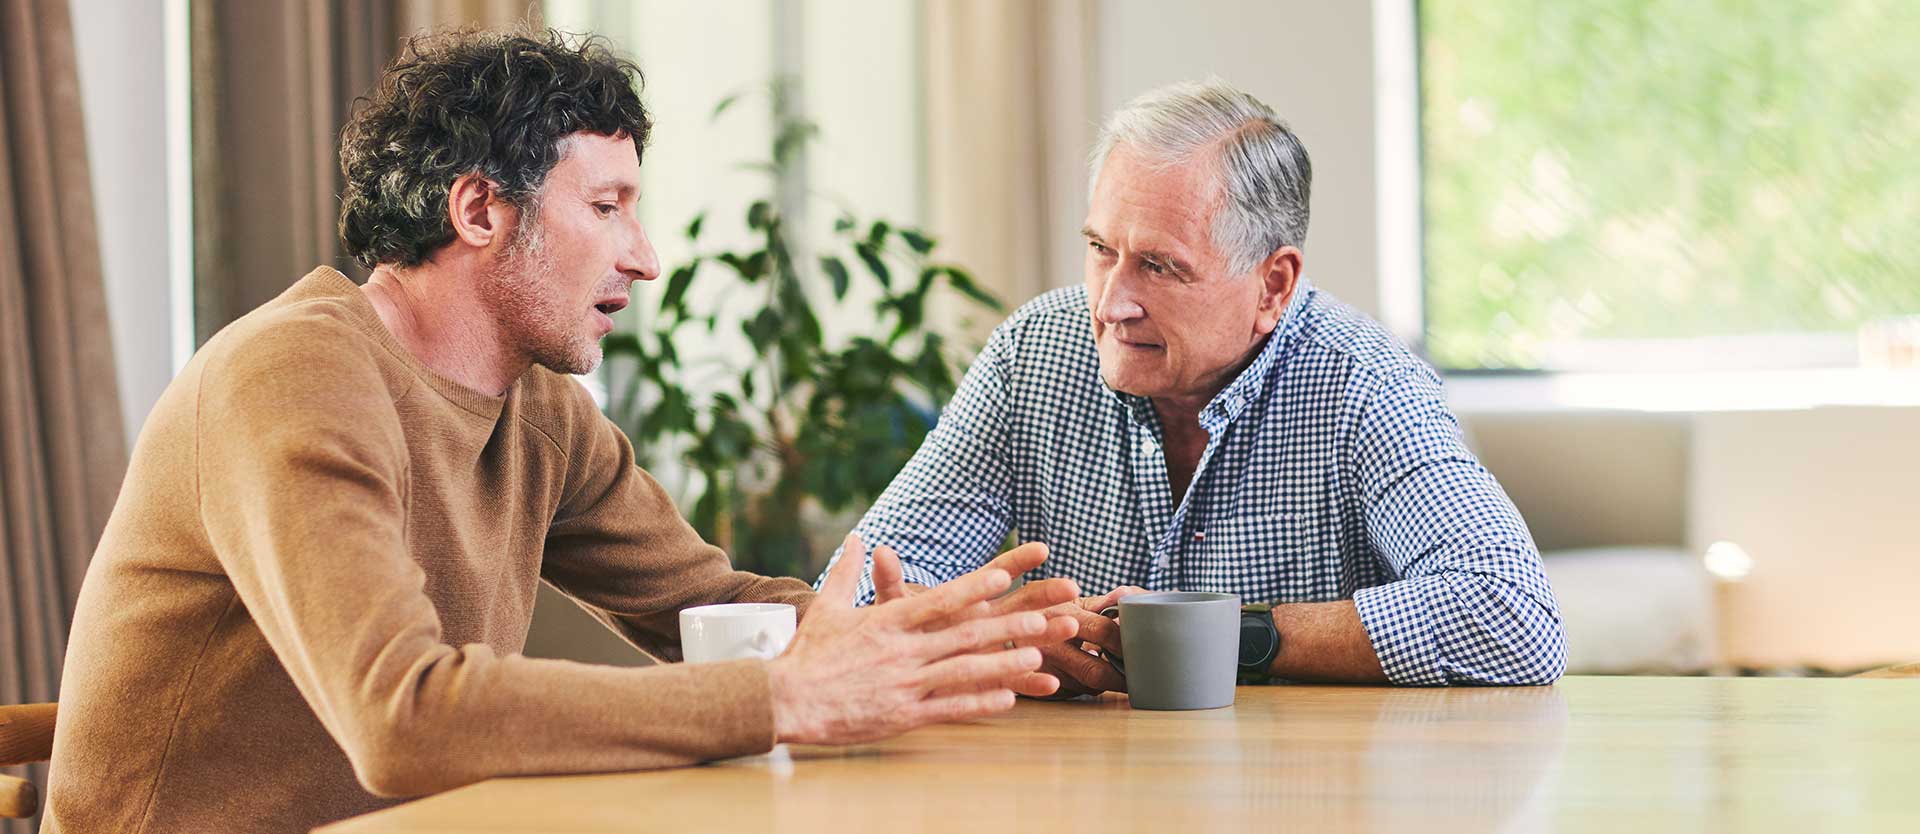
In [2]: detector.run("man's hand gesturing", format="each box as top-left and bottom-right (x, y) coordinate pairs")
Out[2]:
(767, 534), (1081, 745)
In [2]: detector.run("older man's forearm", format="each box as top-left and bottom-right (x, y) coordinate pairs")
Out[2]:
(1266, 600), (1391, 683)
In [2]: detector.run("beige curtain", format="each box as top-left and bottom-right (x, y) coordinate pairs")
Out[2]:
(924, 0), (1097, 321)
(0, 0), (129, 830)
(190, 0), (540, 343)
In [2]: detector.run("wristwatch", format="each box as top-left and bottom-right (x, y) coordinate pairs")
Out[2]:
(1238, 602), (1281, 681)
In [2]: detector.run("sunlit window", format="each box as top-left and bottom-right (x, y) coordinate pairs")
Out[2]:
(1420, 0), (1920, 372)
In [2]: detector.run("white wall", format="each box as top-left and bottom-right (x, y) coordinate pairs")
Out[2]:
(69, 0), (175, 446)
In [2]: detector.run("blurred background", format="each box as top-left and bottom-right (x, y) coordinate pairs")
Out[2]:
(6, 0), (1917, 714)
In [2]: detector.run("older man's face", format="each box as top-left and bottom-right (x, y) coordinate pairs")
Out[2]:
(1082, 143), (1275, 404)
(482, 132), (661, 375)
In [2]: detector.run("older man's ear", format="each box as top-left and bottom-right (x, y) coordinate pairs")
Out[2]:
(1255, 246), (1304, 335)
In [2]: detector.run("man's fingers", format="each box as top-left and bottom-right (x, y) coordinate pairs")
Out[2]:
(871, 544), (908, 604)
(1021, 615), (1080, 648)
(1040, 642), (1127, 693)
(817, 532), (867, 607)
(984, 577), (1082, 618)
(1033, 667), (1099, 700)
(904, 689), (1018, 726)
(884, 568), (1013, 628)
(981, 541), (1051, 579)
(922, 611), (1050, 659)
(914, 647), (1043, 693)
(1009, 672), (1061, 698)
(1063, 606), (1122, 652)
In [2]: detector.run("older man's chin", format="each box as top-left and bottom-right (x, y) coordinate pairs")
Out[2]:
(1098, 368), (1155, 399)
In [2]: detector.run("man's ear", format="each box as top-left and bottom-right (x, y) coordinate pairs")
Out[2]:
(1254, 245), (1304, 335)
(446, 172), (513, 249)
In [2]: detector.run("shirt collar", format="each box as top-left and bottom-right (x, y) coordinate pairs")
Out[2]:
(1102, 279), (1316, 431)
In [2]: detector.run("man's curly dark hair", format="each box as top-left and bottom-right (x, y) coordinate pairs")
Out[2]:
(338, 28), (651, 269)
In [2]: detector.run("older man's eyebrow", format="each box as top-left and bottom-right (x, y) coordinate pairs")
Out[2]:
(1135, 248), (1194, 276)
(1079, 225), (1104, 242)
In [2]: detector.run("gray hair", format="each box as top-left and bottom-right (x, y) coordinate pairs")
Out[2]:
(1088, 79), (1312, 275)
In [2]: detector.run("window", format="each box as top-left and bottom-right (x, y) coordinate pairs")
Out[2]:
(1419, 0), (1920, 373)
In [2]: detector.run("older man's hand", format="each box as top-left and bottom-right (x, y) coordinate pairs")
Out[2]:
(871, 548), (1147, 699)
(766, 534), (1082, 745)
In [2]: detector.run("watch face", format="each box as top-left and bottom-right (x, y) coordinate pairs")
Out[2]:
(1239, 617), (1272, 666)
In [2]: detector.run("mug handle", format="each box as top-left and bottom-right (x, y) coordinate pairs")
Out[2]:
(1099, 606), (1124, 675)
(748, 628), (785, 660)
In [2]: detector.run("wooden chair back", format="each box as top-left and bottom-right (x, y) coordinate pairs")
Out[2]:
(0, 702), (57, 819)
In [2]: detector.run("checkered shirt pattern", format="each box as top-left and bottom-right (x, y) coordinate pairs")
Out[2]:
(814, 281), (1566, 686)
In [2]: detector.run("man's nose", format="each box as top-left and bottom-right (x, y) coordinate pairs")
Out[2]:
(1093, 271), (1145, 324)
(621, 219), (661, 283)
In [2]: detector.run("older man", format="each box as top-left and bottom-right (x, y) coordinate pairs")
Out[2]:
(821, 80), (1565, 692)
(44, 29), (1081, 834)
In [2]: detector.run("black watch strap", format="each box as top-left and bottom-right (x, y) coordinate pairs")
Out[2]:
(1238, 602), (1280, 681)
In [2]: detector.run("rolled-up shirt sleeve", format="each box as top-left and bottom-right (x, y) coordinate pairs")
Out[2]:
(1348, 365), (1567, 686)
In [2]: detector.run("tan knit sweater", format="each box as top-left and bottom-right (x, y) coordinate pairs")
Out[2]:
(43, 268), (815, 833)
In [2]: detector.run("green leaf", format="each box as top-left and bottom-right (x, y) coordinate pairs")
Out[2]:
(685, 211), (706, 241)
(899, 228), (935, 254)
(834, 215), (856, 233)
(819, 256), (851, 301)
(660, 263), (697, 315)
(744, 308), (783, 346)
(866, 220), (891, 249)
(855, 241), (891, 289)
(717, 251), (768, 282)
(601, 332), (644, 358)
(690, 488), (720, 539)
(886, 293), (924, 344)
(942, 267), (1003, 310)
(746, 200), (772, 231)
(711, 91), (744, 122)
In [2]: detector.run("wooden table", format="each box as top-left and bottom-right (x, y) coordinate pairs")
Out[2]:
(321, 676), (1918, 833)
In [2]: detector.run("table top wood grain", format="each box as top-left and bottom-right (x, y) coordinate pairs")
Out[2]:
(319, 676), (1919, 833)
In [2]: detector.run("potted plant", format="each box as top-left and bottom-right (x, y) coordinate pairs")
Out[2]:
(602, 87), (1001, 579)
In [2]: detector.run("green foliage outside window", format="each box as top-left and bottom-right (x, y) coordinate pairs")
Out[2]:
(1422, 0), (1920, 369)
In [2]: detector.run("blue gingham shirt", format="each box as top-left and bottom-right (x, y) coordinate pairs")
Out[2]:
(816, 281), (1566, 686)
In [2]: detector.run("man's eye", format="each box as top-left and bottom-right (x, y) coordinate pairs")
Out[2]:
(1141, 259), (1166, 275)
(1089, 241), (1113, 256)
(595, 203), (618, 217)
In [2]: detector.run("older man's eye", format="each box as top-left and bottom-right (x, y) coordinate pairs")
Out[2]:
(594, 203), (618, 217)
(1088, 241), (1113, 257)
(1141, 259), (1167, 275)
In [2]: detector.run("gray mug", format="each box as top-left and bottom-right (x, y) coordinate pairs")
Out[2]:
(1101, 591), (1240, 710)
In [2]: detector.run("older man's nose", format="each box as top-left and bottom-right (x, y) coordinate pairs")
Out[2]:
(1094, 275), (1146, 323)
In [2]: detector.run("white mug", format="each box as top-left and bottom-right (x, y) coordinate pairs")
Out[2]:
(679, 603), (796, 664)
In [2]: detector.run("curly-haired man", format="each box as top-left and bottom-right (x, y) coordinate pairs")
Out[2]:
(43, 29), (1080, 834)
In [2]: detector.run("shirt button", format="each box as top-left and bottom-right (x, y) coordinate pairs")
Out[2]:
(1193, 530), (1206, 541)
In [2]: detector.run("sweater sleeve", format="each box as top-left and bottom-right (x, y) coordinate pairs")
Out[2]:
(540, 379), (815, 662)
(194, 325), (783, 798)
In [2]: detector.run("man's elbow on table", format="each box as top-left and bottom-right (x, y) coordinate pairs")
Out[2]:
(340, 721), (473, 799)
(1456, 581), (1567, 687)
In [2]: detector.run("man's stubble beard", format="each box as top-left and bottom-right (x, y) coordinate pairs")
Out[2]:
(483, 209), (604, 376)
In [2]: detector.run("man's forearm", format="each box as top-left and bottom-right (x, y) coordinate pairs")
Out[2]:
(1266, 600), (1390, 683)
